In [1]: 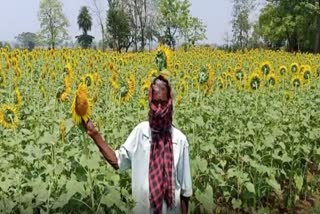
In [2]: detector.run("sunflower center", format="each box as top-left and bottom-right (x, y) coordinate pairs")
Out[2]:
(280, 68), (286, 75)
(291, 65), (298, 73)
(250, 77), (260, 90)
(304, 71), (311, 80)
(0, 75), (3, 84)
(262, 65), (270, 75)
(85, 76), (92, 87)
(293, 79), (301, 87)
(269, 77), (276, 86)
(4, 109), (14, 124)
(235, 70), (244, 81)
(75, 92), (89, 116)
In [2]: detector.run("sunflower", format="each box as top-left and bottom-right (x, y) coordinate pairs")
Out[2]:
(248, 71), (262, 90)
(291, 75), (303, 88)
(82, 73), (95, 87)
(156, 44), (173, 71)
(110, 70), (119, 90)
(0, 104), (19, 129)
(198, 66), (209, 85)
(260, 61), (272, 76)
(71, 83), (92, 125)
(290, 63), (299, 74)
(317, 65), (320, 77)
(279, 66), (287, 76)
(118, 74), (135, 102)
(148, 69), (158, 78)
(0, 69), (6, 88)
(265, 72), (279, 88)
(300, 65), (312, 81)
(234, 66), (245, 81)
(65, 63), (74, 79)
(14, 87), (22, 108)
(141, 79), (151, 94)
(217, 77), (225, 89)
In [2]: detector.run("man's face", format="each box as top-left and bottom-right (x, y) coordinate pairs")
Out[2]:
(151, 79), (169, 110)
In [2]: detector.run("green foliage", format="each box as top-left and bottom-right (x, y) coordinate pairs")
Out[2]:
(76, 34), (95, 49)
(38, 0), (69, 49)
(158, 0), (206, 48)
(15, 32), (39, 50)
(258, 0), (320, 52)
(77, 6), (92, 35)
(231, 0), (255, 49)
(106, 6), (131, 52)
(76, 6), (94, 49)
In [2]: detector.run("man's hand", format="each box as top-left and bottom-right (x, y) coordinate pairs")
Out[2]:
(82, 119), (99, 139)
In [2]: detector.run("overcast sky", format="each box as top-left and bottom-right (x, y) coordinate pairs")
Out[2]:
(0, 0), (235, 45)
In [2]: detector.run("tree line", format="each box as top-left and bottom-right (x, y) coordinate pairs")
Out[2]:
(230, 0), (320, 53)
(9, 0), (206, 52)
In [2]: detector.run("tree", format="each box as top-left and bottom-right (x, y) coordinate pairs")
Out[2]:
(180, 16), (207, 47)
(78, 6), (92, 35)
(15, 32), (39, 50)
(87, 0), (108, 50)
(107, 5), (132, 52)
(158, 0), (195, 49)
(76, 6), (94, 48)
(231, 0), (255, 50)
(38, 0), (69, 49)
(257, 0), (318, 52)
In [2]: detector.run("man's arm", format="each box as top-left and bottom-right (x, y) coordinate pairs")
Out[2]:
(180, 195), (189, 214)
(83, 120), (119, 170)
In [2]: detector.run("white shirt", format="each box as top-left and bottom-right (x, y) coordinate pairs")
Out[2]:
(115, 121), (192, 214)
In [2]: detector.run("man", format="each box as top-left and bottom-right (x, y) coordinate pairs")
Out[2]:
(83, 75), (192, 214)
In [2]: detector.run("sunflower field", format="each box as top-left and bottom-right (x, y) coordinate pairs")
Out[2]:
(1, 45), (320, 213)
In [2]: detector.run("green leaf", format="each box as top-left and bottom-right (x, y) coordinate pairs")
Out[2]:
(245, 182), (255, 194)
(232, 198), (242, 209)
(294, 174), (303, 192)
(195, 185), (215, 212)
(266, 177), (281, 195)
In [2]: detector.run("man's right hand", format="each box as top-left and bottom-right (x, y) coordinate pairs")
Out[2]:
(82, 119), (99, 139)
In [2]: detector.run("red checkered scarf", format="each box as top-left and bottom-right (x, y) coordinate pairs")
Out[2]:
(148, 76), (175, 213)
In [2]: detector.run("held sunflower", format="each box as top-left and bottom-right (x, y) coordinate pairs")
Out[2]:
(71, 83), (92, 125)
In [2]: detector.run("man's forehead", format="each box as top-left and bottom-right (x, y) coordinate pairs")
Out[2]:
(152, 79), (168, 92)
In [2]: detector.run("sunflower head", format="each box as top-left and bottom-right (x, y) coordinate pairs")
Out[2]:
(248, 72), (262, 90)
(234, 67), (245, 81)
(300, 65), (312, 81)
(0, 104), (19, 129)
(290, 63), (299, 73)
(198, 66), (209, 84)
(261, 61), (272, 76)
(155, 44), (172, 71)
(279, 66), (287, 76)
(71, 83), (92, 125)
(291, 75), (302, 88)
(266, 72), (278, 87)
(82, 73), (94, 87)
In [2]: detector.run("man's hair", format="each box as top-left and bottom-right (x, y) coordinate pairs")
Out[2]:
(152, 75), (171, 98)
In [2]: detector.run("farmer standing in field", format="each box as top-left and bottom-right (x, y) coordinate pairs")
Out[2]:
(83, 74), (192, 214)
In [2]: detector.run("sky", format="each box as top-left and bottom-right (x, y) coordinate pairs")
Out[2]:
(0, 0), (234, 46)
